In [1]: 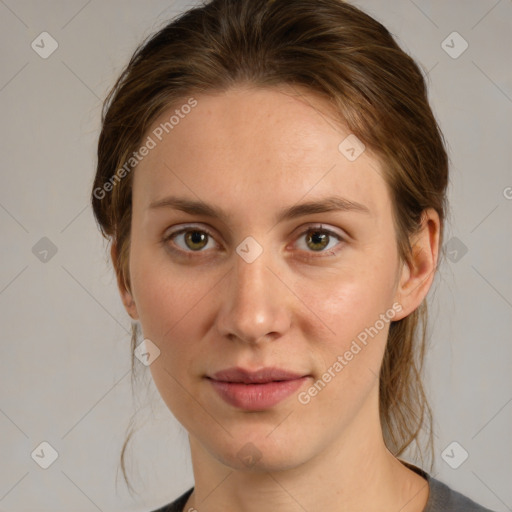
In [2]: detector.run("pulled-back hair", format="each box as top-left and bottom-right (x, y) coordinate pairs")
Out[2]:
(91, 0), (449, 489)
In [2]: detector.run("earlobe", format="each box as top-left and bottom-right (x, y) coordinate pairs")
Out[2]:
(120, 287), (139, 320)
(393, 208), (440, 321)
(110, 242), (139, 320)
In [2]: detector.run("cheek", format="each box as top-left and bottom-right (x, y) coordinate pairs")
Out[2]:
(129, 257), (206, 392)
(294, 250), (399, 406)
(130, 256), (217, 428)
(130, 243), (210, 336)
(295, 279), (393, 425)
(297, 253), (398, 345)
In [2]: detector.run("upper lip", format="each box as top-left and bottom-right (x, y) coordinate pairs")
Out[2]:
(209, 367), (307, 384)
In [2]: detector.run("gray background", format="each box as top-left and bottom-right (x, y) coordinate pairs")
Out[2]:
(0, 0), (511, 511)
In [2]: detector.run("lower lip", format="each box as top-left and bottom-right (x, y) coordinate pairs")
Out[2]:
(208, 377), (308, 411)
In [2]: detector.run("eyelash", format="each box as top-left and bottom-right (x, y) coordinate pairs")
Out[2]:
(161, 224), (345, 259)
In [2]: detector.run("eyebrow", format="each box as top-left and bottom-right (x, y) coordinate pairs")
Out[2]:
(148, 195), (371, 223)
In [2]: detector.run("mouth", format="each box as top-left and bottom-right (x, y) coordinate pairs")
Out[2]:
(206, 367), (310, 411)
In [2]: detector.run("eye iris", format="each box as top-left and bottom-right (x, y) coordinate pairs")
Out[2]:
(185, 231), (208, 250)
(306, 231), (329, 251)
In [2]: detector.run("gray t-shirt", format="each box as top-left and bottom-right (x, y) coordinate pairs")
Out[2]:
(152, 464), (496, 512)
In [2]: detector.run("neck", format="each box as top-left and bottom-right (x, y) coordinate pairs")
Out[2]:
(183, 388), (429, 512)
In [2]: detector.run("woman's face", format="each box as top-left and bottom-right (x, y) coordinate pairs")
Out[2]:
(121, 85), (418, 471)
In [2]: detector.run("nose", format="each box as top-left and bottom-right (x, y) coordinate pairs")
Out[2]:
(215, 246), (292, 344)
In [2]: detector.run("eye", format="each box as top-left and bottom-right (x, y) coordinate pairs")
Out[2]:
(162, 224), (345, 258)
(294, 225), (344, 256)
(163, 226), (218, 254)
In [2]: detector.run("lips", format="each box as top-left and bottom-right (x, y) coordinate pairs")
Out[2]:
(207, 367), (309, 411)
(211, 367), (306, 384)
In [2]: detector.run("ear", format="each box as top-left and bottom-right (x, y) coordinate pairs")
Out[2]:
(111, 241), (139, 320)
(392, 208), (440, 321)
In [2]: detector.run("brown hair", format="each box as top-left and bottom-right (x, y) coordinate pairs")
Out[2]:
(91, 0), (449, 490)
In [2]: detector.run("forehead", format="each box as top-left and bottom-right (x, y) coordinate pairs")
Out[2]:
(147, 85), (358, 159)
(132, 85), (389, 221)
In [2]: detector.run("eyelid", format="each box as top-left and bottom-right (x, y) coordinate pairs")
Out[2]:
(292, 223), (345, 241)
(164, 223), (216, 239)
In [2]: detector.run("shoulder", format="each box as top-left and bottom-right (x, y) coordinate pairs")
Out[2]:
(149, 487), (194, 512)
(148, 475), (498, 512)
(425, 474), (497, 512)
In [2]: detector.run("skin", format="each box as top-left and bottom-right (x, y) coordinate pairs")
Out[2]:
(113, 84), (440, 512)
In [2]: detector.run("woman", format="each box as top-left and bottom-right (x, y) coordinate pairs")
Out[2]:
(91, 0), (496, 510)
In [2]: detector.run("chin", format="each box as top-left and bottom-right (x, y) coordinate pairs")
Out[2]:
(203, 428), (314, 473)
